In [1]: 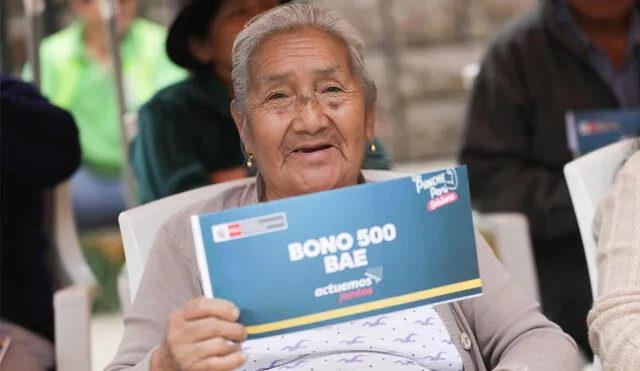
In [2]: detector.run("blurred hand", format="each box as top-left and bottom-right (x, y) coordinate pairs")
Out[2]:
(152, 297), (247, 371)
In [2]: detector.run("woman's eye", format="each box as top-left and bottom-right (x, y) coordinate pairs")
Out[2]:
(325, 86), (343, 93)
(268, 92), (288, 100)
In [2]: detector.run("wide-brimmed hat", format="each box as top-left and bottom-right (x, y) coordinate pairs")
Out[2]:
(166, 0), (293, 71)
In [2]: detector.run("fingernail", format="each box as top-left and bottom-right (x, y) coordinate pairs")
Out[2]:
(240, 352), (248, 362)
(232, 307), (240, 320)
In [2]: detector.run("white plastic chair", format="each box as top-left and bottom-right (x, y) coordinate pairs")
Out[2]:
(563, 138), (636, 371)
(118, 178), (256, 302)
(54, 113), (137, 371)
(51, 183), (99, 371)
(564, 138), (636, 300)
(368, 169), (540, 303)
(471, 212), (540, 303)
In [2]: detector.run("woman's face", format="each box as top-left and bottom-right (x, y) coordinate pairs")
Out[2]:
(569, 0), (635, 20)
(233, 29), (375, 200)
(72, 0), (138, 35)
(202, 0), (280, 91)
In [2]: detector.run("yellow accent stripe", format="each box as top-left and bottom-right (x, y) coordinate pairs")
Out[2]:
(246, 278), (482, 335)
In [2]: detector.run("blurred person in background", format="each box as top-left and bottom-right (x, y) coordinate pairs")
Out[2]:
(0, 74), (82, 371)
(131, 0), (392, 205)
(458, 0), (638, 358)
(588, 140), (640, 369)
(24, 0), (187, 228)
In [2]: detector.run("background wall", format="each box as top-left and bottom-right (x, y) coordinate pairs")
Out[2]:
(2, 0), (536, 162)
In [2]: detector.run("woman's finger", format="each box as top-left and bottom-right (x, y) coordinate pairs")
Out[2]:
(182, 297), (241, 322)
(181, 317), (247, 343)
(187, 337), (242, 361)
(193, 350), (248, 371)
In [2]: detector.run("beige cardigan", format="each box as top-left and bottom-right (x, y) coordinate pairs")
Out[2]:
(588, 151), (640, 370)
(106, 173), (580, 371)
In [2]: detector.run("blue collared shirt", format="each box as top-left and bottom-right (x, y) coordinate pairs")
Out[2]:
(557, 0), (640, 108)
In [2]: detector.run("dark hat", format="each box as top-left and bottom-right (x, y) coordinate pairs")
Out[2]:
(166, 0), (293, 71)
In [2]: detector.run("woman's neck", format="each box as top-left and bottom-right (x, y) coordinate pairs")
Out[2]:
(572, 11), (630, 36)
(83, 23), (111, 66)
(259, 173), (366, 203)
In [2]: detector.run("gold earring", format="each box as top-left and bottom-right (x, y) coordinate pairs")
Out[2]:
(246, 153), (254, 168)
(369, 142), (377, 153)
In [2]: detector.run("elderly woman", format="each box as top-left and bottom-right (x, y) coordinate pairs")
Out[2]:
(132, 0), (392, 205)
(107, 3), (580, 371)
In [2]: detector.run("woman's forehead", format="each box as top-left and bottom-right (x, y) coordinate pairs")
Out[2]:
(249, 30), (352, 82)
(254, 65), (347, 88)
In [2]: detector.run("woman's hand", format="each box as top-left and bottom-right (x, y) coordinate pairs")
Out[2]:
(152, 297), (248, 371)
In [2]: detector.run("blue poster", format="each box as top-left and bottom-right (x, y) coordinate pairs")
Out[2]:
(566, 110), (640, 157)
(191, 166), (482, 339)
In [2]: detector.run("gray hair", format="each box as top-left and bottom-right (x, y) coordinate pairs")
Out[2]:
(231, 1), (377, 114)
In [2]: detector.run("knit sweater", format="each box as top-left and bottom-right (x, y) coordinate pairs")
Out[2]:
(588, 150), (640, 370)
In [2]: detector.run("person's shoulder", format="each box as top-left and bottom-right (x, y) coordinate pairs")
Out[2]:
(131, 18), (167, 35)
(131, 18), (168, 44)
(0, 74), (26, 89)
(621, 149), (640, 175)
(140, 79), (192, 113)
(40, 24), (78, 59)
(362, 170), (407, 183)
(483, 5), (546, 60)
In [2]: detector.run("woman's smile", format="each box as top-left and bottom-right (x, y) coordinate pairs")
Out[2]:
(288, 143), (337, 163)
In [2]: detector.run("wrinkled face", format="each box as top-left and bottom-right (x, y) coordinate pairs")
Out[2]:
(190, 0), (280, 91)
(569, 0), (635, 21)
(72, 0), (138, 35)
(232, 29), (375, 200)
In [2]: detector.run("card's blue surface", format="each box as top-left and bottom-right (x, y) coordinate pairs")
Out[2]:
(566, 110), (640, 156)
(191, 166), (481, 339)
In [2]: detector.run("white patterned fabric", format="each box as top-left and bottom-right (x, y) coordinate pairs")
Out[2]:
(238, 305), (463, 371)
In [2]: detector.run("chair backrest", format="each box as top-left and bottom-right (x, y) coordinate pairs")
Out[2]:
(472, 212), (539, 303)
(118, 177), (255, 301)
(371, 170), (539, 302)
(564, 138), (636, 299)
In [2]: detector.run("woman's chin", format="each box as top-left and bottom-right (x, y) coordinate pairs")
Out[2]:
(291, 168), (358, 195)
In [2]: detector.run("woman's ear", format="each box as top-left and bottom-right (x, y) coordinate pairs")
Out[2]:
(365, 106), (376, 142)
(231, 100), (254, 152)
(188, 36), (215, 64)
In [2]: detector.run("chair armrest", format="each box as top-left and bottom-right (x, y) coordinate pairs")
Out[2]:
(117, 267), (131, 315)
(53, 184), (98, 287)
(54, 284), (97, 371)
(473, 212), (541, 303)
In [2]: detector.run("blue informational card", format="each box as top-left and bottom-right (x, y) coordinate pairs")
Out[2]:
(191, 166), (482, 339)
(566, 110), (640, 157)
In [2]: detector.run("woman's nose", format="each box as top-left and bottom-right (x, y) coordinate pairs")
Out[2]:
(293, 95), (329, 134)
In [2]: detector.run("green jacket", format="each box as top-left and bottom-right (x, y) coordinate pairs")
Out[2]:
(24, 19), (187, 176)
(132, 71), (392, 204)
